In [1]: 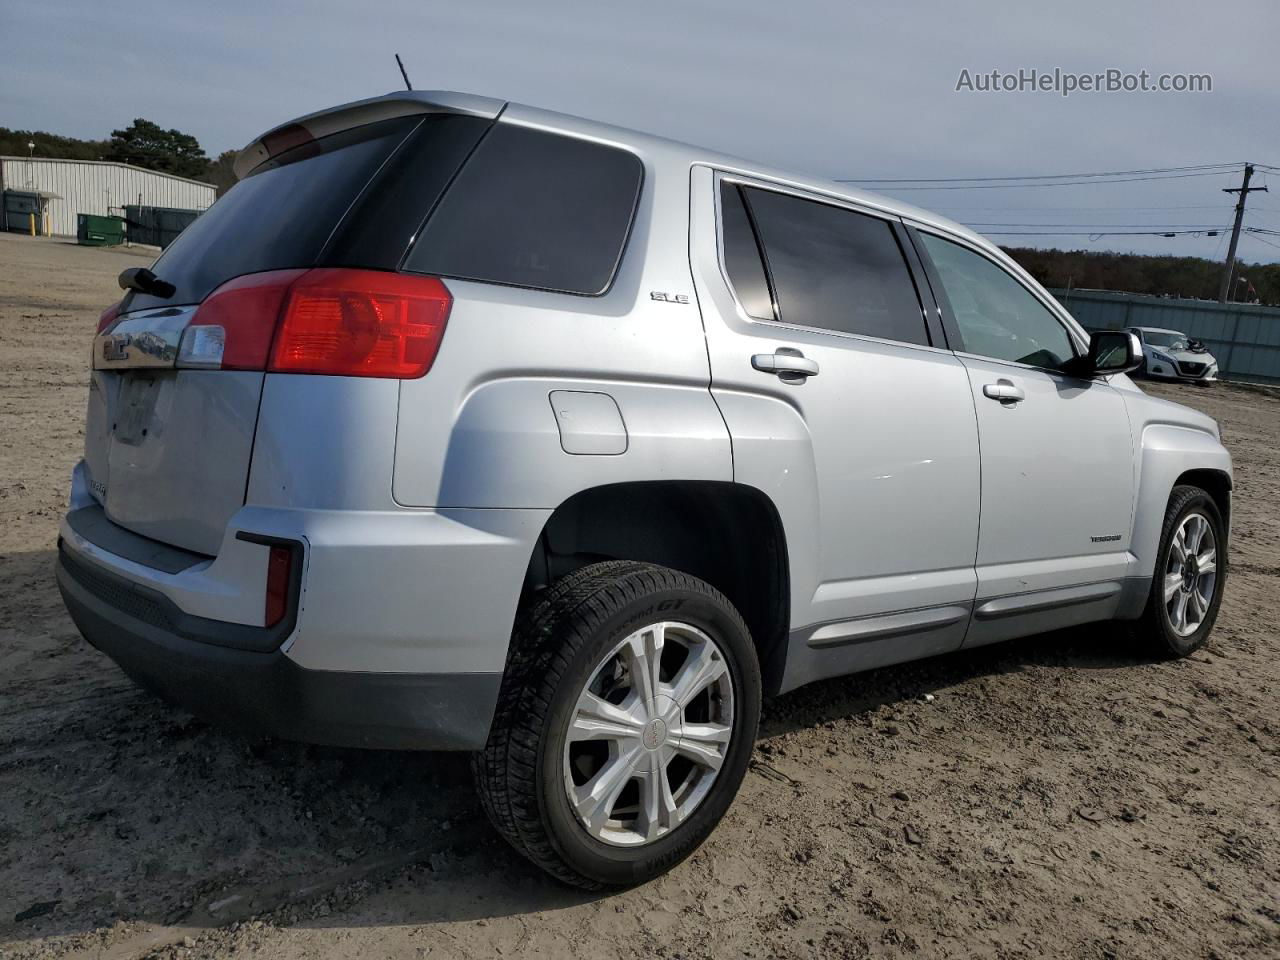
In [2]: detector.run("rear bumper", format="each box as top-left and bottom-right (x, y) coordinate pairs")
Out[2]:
(57, 461), (549, 750)
(56, 543), (502, 749)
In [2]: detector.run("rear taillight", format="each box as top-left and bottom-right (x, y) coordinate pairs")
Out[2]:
(177, 268), (451, 379)
(96, 301), (122, 333)
(272, 269), (452, 378)
(181, 270), (306, 370)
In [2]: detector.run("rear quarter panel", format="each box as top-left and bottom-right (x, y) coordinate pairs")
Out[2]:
(392, 115), (731, 510)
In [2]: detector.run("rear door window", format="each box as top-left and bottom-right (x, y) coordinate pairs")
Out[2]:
(404, 124), (643, 296)
(742, 187), (929, 346)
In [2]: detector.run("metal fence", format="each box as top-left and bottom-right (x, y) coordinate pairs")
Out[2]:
(1051, 288), (1280, 385)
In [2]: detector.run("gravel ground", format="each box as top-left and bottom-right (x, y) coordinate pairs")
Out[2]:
(1, 233), (1276, 959)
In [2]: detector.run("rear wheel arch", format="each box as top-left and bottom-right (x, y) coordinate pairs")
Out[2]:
(517, 481), (791, 693)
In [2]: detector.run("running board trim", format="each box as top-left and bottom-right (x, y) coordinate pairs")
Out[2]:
(973, 581), (1122, 621)
(806, 604), (972, 650)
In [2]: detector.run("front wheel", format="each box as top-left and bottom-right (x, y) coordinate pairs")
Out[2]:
(1134, 485), (1227, 657)
(472, 561), (761, 889)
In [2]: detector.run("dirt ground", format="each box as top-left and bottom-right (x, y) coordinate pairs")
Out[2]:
(0, 231), (1276, 960)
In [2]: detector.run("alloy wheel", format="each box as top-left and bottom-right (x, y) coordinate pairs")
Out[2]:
(1164, 511), (1218, 637)
(562, 621), (734, 847)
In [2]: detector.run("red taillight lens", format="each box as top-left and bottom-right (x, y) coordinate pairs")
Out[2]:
(185, 269), (307, 370)
(264, 545), (293, 628)
(271, 269), (452, 378)
(97, 301), (122, 333)
(180, 268), (451, 379)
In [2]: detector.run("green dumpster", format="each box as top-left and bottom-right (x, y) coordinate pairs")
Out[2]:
(77, 214), (125, 246)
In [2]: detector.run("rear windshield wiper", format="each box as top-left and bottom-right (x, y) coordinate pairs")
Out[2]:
(118, 267), (175, 299)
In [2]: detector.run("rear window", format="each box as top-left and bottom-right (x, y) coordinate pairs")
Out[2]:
(124, 116), (421, 311)
(403, 124), (643, 296)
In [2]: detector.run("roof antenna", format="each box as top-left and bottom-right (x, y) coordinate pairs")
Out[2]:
(395, 53), (413, 91)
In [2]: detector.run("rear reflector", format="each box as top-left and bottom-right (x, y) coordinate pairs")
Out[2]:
(264, 545), (293, 628)
(177, 268), (451, 378)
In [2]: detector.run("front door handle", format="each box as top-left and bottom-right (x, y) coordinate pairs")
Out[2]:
(982, 379), (1025, 404)
(751, 350), (819, 379)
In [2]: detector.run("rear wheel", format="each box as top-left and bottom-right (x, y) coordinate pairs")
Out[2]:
(472, 561), (760, 889)
(1134, 485), (1227, 658)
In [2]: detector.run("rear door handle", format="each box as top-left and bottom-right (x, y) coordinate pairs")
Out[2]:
(751, 350), (819, 379)
(982, 379), (1024, 404)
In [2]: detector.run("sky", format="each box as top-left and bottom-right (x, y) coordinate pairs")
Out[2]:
(4, 0), (1278, 262)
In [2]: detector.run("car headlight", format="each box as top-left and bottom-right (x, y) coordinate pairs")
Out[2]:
(1152, 351), (1175, 365)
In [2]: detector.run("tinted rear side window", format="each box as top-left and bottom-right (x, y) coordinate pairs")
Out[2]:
(127, 117), (422, 311)
(404, 124), (643, 296)
(720, 183), (775, 321)
(318, 114), (492, 269)
(743, 187), (928, 346)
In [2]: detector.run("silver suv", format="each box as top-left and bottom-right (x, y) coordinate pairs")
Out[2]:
(57, 91), (1232, 889)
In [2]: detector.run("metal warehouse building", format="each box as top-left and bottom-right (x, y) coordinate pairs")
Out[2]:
(0, 156), (214, 238)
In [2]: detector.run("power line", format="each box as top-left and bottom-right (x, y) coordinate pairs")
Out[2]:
(1244, 232), (1280, 251)
(982, 228), (1222, 237)
(962, 222), (1228, 229)
(1209, 219), (1232, 262)
(845, 170), (1244, 190)
(932, 203), (1242, 212)
(835, 162), (1242, 184)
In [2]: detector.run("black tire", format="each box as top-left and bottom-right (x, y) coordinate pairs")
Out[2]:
(1133, 485), (1228, 658)
(471, 561), (761, 889)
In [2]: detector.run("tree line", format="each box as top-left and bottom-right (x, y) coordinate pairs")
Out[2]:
(1, 121), (238, 195)
(1003, 246), (1280, 307)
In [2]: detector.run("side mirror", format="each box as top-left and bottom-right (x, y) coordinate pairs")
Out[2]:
(1063, 330), (1143, 378)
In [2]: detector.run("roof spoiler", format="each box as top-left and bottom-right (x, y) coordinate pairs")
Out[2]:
(233, 90), (507, 180)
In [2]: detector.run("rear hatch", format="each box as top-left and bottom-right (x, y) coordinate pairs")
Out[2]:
(85, 98), (498, 554)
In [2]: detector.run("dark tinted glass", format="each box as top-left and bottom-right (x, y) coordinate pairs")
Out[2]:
(126, 117), (420, 311)
(405, 124), (643, 295)
(720, 183), (775, 320)
(919, 233), (1075, 368)
(743, 187), (928, 345)
(319, 114), (492, 269)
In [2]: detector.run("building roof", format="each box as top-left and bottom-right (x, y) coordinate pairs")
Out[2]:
(0, 156), (214, 189)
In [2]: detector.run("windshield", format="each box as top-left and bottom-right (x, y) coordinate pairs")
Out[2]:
(1143, 331), (1191, 350)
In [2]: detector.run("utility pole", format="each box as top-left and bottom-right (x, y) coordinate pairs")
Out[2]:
(1218, 163), (1268, 303)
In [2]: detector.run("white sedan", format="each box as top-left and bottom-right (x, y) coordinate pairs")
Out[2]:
(1126, 327), (1218, 384)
